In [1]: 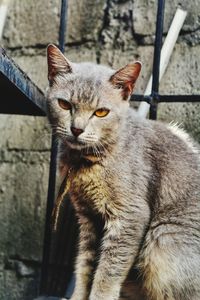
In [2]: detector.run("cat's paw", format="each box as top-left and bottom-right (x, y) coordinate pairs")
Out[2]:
(89, 294), (119, 300)
(89, 289), (120, 300)
(70, 296), (79, 300)
(70, 294), (87, 300)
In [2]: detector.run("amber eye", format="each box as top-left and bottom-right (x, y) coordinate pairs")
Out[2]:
(58, 99), (72, 110)
(94, 108), (110, 118)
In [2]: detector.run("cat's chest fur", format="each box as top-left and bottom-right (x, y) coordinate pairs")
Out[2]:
(69, 163), (116, 218)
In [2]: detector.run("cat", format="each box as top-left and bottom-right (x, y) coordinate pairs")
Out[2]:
(46, 44), (200, 300)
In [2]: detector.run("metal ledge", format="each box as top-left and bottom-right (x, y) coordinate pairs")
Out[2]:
(0, 47), (46, 116)
(131, 94), (200, 103)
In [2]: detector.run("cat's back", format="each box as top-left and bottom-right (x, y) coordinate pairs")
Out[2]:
(125, 108), (200, 173)
(120, 108), (200, 209)
(148, 119), (199, 178)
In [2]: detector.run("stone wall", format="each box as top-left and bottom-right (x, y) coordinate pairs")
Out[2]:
(0, 0), (200, 299)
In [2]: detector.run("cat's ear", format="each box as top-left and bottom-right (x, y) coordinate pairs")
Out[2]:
(47, 44), (72, 85)
(110, 62), (141, 100)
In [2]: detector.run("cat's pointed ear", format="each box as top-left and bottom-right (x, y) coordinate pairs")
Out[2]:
(47, 44), (72, 85)
(110, 62), (141, 100)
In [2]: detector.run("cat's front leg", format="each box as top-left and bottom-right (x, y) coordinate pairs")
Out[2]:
(70, 217), (97, 300)
(89, 215), (149, 300)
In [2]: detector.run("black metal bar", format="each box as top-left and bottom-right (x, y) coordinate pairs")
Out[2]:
(39, 140), (58, 295)
(131, 94), (152, 103)
(158, 95), (200, 102)
(131, 94), (200, 103)
(149, 0), (165, 120)
(0, 47), (46, 116)
(40, 0), (68, 295)
(59, 0), (68, 52)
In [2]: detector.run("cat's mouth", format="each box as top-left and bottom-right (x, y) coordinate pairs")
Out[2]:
(65, 136), (91, 150)
(62, 135), (105, 159)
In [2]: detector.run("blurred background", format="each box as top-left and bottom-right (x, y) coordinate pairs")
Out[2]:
(0, 0), (200, 299)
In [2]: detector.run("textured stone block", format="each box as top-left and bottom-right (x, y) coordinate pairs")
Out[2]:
(0, 116), (51, 151)
(133, 0), (157, 36)
(157, 44), (200, 142)
(3, 0), (60, 48)
(159, 44), (200, 94)
(67, 0), (105, 43)
(2, 269), (39, 300)
(133, 0), (200, 40)
(96, 0), (138, 61)
(0, 115), (12, 149)
(64, 44), (98, 63)
(0, 271), (5, 300)
(0, 160), (49, 260)
(34, 297), (67, 300)
(13, 55), (49, 92)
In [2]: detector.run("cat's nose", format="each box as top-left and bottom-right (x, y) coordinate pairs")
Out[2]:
(71, 126), (84, 137)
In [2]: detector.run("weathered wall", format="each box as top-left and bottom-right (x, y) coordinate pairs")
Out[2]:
(0, 0), (200, 299)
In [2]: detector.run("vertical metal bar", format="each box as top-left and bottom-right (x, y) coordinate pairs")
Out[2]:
(40, 0), (68, 295)
(149, 0), (165, 120)
(40, 140), (58, 295)
(59, 0), (68, 52)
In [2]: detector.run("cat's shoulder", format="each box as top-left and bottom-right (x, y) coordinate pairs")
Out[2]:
(165, 121), (199, 154)
(150, 119), (198, 154)
(127, 108), (199, 154)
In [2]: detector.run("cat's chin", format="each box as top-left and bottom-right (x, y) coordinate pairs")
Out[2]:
(63, 137), (101, 154)
(65, 139), (88, 151)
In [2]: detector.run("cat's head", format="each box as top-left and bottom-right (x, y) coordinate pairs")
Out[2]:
(46, 44), (141, 155)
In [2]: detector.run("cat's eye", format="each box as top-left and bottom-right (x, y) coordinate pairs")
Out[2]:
(58, 99), (72, 110)
(94, 108), (110, 118)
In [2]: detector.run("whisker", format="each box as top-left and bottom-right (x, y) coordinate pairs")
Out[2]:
(98, 141), (107, 153)
(94, 145), (98, 157)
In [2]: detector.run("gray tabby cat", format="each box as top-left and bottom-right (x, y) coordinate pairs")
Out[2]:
(46, 44), (200, 300)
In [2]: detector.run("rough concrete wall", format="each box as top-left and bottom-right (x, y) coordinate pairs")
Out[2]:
(0, 0), (200, 299)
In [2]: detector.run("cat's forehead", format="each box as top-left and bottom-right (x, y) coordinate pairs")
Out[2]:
(65, 78), (99, 109)
(54, 72), (113, 108)
(49, 62), (120, 108)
